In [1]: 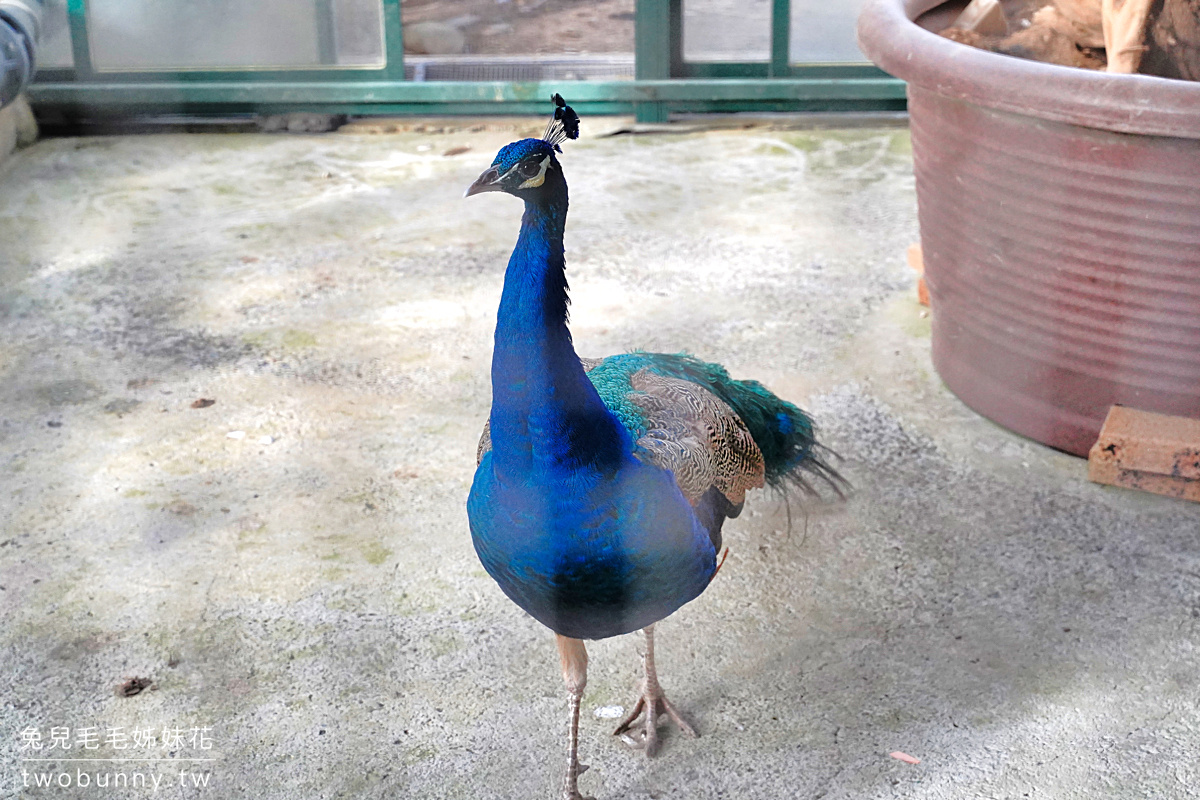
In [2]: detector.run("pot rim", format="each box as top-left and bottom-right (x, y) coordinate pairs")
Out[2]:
(857, 0), (1200, 139)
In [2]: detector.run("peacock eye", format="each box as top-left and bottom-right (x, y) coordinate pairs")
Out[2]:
(517, 160), (541, 178)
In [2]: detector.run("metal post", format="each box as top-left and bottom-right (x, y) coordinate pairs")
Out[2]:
(668, 0), (682, 79)
(770, 0), (790, 77)
(381, 0), (403, 81)
(634, 0), (672, 123)
(65, 0), (91, 78)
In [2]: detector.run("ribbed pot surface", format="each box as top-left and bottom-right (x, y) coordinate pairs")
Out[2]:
(911, 88), (1200, 455)
(859, 0), (1200, 456)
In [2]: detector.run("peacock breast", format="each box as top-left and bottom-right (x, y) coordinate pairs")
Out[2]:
(467, 453), (717, 640)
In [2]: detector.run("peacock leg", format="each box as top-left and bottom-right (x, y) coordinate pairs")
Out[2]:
(612, 624), (697, 757)
(556, 635), (594, 800)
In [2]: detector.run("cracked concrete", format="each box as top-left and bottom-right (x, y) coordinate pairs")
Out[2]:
(1, 118), (1198, 799)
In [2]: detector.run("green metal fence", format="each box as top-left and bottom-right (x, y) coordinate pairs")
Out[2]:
(30, 0), (904, 120)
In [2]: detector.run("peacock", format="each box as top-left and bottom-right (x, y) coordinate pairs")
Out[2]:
(465, 95), (844, 800)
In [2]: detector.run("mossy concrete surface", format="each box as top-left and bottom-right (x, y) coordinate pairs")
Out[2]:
(1, 120), (1198, 799)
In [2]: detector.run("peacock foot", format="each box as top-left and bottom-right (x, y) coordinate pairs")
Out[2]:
(562, 762), (593, 800)
(612, 680), (697, 758)
(563, 782), (596, 800)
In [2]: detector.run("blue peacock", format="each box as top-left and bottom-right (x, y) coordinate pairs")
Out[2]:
(465, 95), (843, 800)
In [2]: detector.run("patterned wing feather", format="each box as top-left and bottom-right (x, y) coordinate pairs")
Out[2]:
(625, 368), (764, 507)
(476, 422), (491, 465)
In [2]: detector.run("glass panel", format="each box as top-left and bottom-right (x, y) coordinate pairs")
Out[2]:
(683, 0), (770, 62)
(330, 0), (387, 66)
(87, 0), (385, 71)
(790, 0), (869, 63)
(35, 0), (74, 69)
(401, 0), (634, 81)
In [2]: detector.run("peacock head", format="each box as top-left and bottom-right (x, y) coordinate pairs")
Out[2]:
(465, 93), (579, 202)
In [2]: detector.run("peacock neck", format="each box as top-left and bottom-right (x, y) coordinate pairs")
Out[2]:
(489, 188), (629, 479)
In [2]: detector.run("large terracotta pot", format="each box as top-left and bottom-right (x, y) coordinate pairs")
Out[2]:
(858, 0), (1200, 456)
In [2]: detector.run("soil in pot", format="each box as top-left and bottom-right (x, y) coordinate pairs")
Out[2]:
(931, 0), (1200, 79)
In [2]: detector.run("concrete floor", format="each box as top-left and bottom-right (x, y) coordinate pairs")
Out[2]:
(1, 118), (1198, 800)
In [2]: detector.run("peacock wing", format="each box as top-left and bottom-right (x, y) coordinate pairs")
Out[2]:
(477, 355), (766, 510)
(624, 368), (765, 509)
(476, 423), (490, 466)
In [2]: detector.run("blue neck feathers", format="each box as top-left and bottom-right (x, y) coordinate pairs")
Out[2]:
(489, 182), (631, 479)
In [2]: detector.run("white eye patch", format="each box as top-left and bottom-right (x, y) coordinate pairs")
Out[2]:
(516, 155), (551, 189)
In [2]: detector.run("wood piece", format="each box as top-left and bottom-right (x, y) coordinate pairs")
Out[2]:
(952, 0), (1010, 36)
(1103, 0), (1157, 72)
(1088, 406), (1200, 503)
(906, 243), (930, 306)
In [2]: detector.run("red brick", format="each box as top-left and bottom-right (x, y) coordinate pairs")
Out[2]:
(906, 242), (923, 273)
(1088, 406), (1200, 503)
(907, 243), (931, 307)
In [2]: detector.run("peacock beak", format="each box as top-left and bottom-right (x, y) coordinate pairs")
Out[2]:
(465, 165), (504, 198)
